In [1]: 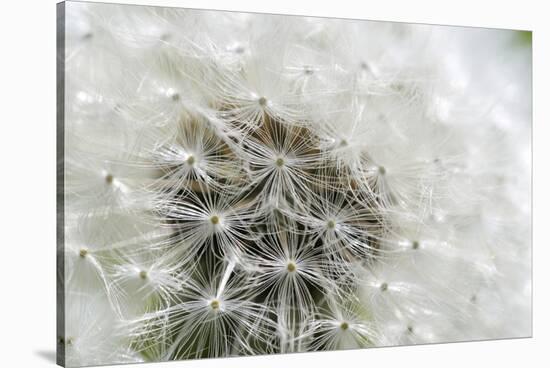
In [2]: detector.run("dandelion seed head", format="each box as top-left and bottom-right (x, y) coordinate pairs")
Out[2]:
(63, 3), (531, 361)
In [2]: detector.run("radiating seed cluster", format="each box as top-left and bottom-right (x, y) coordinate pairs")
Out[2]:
(61, 2), (531, 367)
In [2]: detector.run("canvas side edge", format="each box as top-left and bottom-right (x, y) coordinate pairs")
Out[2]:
(56, 2), (66, 367)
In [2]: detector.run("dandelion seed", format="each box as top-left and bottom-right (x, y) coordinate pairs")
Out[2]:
(148, 117), (245, 196)
(287, 261), (297, 273)
(247, 222), (329, 326)
(283, 174), (384, 263)
(105, 173), (114, 184)
(304, 294), (378, 351)
(210, 299), (220, 310)
(156, 183), (256, 260)
(185, 155), (195, 166)
(242, 121), (320, 208)
(82, 32), (94, 41)
(130, 259), (275, 360)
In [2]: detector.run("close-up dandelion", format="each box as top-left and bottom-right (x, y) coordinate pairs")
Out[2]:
(57, 1), (532, 367)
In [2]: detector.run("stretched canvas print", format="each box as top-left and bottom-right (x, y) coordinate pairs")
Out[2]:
(56, 1), (532, 367)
